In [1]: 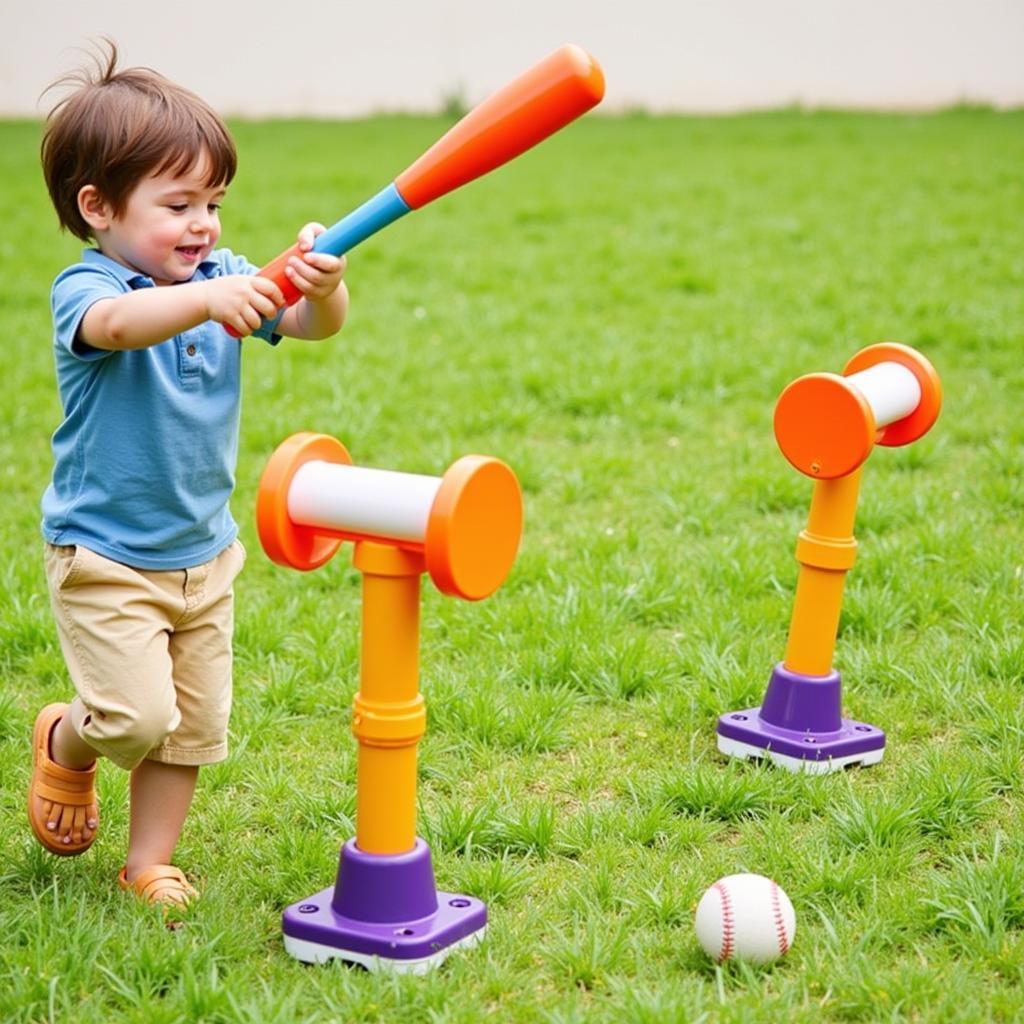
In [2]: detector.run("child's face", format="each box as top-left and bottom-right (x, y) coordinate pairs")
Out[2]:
(99, 151), (225, 286)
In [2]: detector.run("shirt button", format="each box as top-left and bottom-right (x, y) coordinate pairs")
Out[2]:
(186, 344), (197, 356)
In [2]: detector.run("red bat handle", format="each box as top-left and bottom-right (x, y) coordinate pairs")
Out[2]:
(250, 243), (304, 307)
(225, 243), (302, 338)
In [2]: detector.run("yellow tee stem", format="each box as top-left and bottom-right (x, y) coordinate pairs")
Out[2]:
(782, 468), (863, 677)
(351, 541), (427, 855)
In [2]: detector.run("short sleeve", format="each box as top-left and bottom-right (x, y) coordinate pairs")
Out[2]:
(50, 263), (128, 361)
(209, 248), (285, 344)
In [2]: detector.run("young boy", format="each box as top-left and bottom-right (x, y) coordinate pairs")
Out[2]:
(28, 44), (348, 908)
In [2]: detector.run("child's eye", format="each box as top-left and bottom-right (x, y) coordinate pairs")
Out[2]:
(208, 203), (221, 213)
(168, 204), (188, 213)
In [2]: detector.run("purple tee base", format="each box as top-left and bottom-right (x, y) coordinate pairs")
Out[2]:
(281, 838), (486, 970)
(716, 662), (885, 772)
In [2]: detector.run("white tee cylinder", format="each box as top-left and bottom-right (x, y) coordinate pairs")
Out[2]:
(845, 362), (921, 428)
(287, 461), (442, 544)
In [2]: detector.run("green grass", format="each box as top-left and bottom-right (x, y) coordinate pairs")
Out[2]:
(1, 108), (1023, 1021)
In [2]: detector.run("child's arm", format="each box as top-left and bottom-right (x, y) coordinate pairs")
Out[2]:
(80, 275), (286, 350)
(275, 223), (349, 341)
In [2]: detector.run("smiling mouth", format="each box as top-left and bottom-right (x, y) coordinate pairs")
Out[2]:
(176, 246), (203, 260)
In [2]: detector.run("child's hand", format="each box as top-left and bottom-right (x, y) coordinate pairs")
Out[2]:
(286, 223), (347, 303)
(204, 275), (285, 336)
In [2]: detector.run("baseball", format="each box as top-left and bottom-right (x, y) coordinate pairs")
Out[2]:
(694, 873), (796, 964)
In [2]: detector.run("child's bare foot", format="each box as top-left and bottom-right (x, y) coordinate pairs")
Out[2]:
(28, 704), (99, 855)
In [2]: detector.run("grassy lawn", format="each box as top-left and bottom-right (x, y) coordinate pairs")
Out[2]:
(1, 108), (1022, 1022)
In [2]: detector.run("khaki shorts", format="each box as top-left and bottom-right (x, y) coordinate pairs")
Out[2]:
(44, 540), (245, 770)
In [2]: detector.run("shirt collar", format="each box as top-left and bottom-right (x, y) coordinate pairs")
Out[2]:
(81, 247), (218, 287)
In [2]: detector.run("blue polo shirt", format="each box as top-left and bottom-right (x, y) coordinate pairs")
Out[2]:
(41, 248), (284, 570)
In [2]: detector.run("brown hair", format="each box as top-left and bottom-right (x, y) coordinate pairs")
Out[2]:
(41, 40), (237, 241)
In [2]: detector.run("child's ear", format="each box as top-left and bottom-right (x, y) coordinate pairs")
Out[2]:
(77, 185), (113, 233)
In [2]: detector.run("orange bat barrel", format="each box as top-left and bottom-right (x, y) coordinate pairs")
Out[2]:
(394, 43), (605, 209)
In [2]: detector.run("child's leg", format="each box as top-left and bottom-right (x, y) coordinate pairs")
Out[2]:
(124, 540), (244, 880)
(51, 712), (99, 769)
(124, 761), (199, 881)
(39, 544), (184, 851)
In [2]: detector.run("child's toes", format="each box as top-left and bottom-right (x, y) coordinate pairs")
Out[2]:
(58, 804), (77, 842)
(76, 806), (93, 842)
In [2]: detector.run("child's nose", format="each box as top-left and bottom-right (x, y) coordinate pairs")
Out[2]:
(190, 211), (214, 234)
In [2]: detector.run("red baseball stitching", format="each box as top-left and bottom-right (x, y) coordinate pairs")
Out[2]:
(714, 882), (735, 962)
(769, 881), (789, 955)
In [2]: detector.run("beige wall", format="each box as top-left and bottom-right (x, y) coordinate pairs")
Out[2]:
(2, 0), (1022, 117)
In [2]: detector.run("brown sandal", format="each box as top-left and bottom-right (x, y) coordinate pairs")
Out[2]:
(118, 864), (198, 908)
(27, 703), (98, 856)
